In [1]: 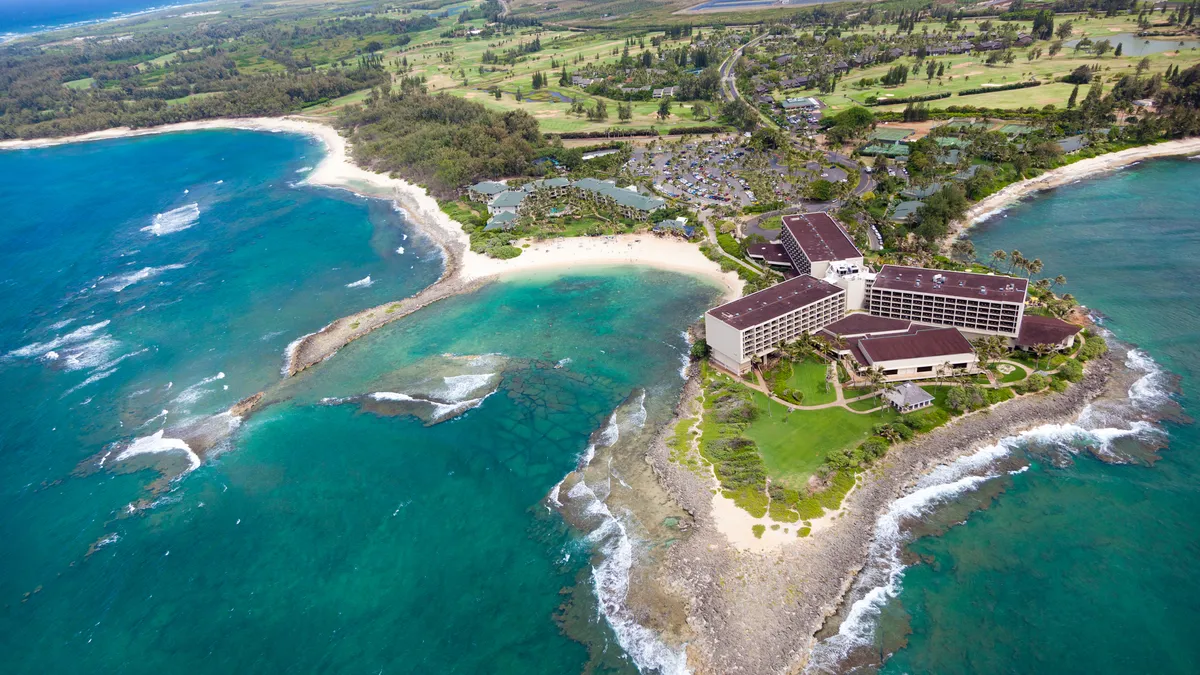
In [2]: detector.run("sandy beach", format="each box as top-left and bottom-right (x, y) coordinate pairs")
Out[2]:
(945, 136), (1200, 248)
(0, 116), (742, 374)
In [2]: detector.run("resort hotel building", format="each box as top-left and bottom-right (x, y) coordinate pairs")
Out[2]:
(706, 212), (1079, 381)
(705, 275), (846, 374)
(867, 265), (1026, 339)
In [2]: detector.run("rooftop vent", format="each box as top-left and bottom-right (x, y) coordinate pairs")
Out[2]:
(979, 286), (988, 295)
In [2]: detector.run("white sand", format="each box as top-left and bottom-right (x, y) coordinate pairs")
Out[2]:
(0, 116), (741, 298)
(709, 483), (852, 552)
(465, 234), (743, 301)
(948, 136), (1200, 246)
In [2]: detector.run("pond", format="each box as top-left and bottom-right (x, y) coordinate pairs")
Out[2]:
(1067, 32), (1200, 56)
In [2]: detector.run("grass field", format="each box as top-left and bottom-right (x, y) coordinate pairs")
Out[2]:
(745, 390), (894, 486)
(782, 357), (837, 405)
(790, 14), (1198, 114)
(991, 362), (1029, 383)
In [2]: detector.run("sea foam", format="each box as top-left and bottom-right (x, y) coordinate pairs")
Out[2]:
(142, 203), (200, 236)
(104, 264), (187, 292)
(346, 276), (373, 288)
(115, 430), (201, 473)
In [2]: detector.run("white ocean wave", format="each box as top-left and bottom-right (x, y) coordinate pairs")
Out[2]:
(576, 479), (691, 675)
(368, 390), (494, 422)
(142, 203), (199, 236)
(60, 334), (121, 371)
(173, 372), (226, 408)
(440, 373), (496, 402)
(395, 246), (405, 255)
(115, 430), (201, 473)
(7, 320), (111, 359)
(295, 166), (313, 173)
(104, 264), (187, 292)
(346, 276), (373, 288)
(1124, 348), (1174, 410)
(282, 331), (315, 376)
(61, 367), (118, 397)
(48, 318), (75, 331)
(807, 411), (1166, 670)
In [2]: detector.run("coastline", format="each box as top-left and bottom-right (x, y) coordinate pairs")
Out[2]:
(943, 136), (1200, 249)
(0, 117), (743, 376)
(639, 349), (1122, 674)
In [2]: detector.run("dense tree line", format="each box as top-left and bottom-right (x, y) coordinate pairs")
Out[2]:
(339, 89), (547, 196)
(0, 11), (436, 139)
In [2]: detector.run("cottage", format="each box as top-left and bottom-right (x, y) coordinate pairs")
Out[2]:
(468, 181), (507, 202)
(884, 382), (935, 412)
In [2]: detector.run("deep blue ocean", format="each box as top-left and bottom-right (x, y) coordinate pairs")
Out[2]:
(0, 0), (201, 35)
(0, 130), (717, 674)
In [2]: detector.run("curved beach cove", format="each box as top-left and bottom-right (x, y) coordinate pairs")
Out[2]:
(0, 129), (726, 673)
(812, 157), (1200, 673)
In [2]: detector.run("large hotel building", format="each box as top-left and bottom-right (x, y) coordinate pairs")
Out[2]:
(867, 265), (1027, 338)
(705, 212), (1074, 379)
(705, 275), (846, 374)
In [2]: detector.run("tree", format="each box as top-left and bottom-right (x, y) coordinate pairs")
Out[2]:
(990, 249), (1008, 268)
(866, 367), (888, 411)
(1114, 42), (1124, 57)
(692, 102), (710, 120)
(950, 238), (976, 261)
(657, 97), (672, 120)
(619, 102), (632, 121)
(1067, 85), (1079, 109)
(1056, 20), (1074, 39)
(1031, 343), (1056, 370)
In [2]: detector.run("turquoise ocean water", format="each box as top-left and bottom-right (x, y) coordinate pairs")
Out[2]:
(811, 158), (1200, 673)
(0, 131), (717, 673)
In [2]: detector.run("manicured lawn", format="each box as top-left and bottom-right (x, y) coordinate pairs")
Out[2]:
(782, 357), (836, 405)
(990, 362), (1029, 384)
(745, 390), (894, 485)
(847, 398), (881, 412)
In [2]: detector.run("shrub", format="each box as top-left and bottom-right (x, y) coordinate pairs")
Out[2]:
(797, 527), (811, 537)
(1059, 358), (1084, 382)
(1050, 377), (1070, 392)
(957, 80), (1041, 96)
(1078, 335), (1108, 361)
(1021, 373), (1050, 393)
(490, 245), (523, 259)
(866, 91), (951, 106)
(717, 233), (743, 258)
(752, 524), (766, 538)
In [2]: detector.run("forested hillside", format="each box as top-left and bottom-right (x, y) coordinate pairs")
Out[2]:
(0, 14), (435, 139)
(339, 86), (547, 195)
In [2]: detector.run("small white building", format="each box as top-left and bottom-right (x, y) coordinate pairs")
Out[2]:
(884, 382), (935, 412)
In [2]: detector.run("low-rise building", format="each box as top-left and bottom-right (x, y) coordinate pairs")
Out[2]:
(1015, 315), (1082, 351)
(884, 382), (935, 412)
(468, 181), (507, 202)
(487, 189), (527, 215)
(705, 275), (847, 374)
(853, 326), (979, 381)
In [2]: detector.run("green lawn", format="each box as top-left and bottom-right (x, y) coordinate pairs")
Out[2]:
(847, 398), (881, 412)
(990, 362), (1029, 384)
(745, 390), (894, 486)
(63, 77), (94, 90)
(783, 357), (837, 405)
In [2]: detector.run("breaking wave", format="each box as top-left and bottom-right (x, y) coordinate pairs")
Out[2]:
(173, 372), (226, 409)
(346, 276), (373, 288)
(142, 203), (200, 236)
(7, 320), (110, 360)
(806, 349), (1173, 671)
(115, 430), (201, 474)
(103, 263), (187, 292)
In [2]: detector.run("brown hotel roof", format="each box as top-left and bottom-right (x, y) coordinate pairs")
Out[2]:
(1016, 315), (1082, 348)
(873, 265), (1028, 303)
(782, 212), (862, 263)
(708, 276), (843, 330)
(857, 327), (975, 364)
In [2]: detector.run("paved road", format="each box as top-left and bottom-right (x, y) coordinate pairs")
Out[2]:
(719, 33), (767, 103)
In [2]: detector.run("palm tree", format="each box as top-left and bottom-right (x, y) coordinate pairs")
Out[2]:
(990, 249), (1008, 270)
(866, 367), (888, 411)
(1051, 274), (1067, 291)
(1032, 343), (1055, 370)
(1008, 249), (1024, 275)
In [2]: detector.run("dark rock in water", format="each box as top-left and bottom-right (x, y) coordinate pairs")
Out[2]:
(229, 391), (264, 418)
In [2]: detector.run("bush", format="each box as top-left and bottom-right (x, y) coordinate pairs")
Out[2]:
(1078, 335), (1108, 361)
(490, 245), (523, 259)
(797, 526), (811, 537)
(717, 233), (744, 258)
(690, 340), (710, 359)
(1058, 358), (1084, 382)
(1050, 377), (1070, 392)
(866, 91), (951, 106)
(957, 81), (1041, 96)
(1021, 373), (1050, 393)
(752, 524), (766, 539)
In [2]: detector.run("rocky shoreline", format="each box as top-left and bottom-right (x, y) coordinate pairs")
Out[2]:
(636, 350), (1118, 674)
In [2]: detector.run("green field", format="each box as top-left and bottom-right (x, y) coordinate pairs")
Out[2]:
(745, 390), (893, 486)
(792, 14), (1198, 114)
